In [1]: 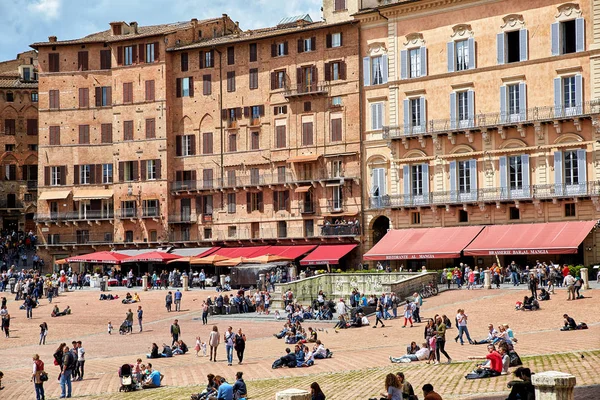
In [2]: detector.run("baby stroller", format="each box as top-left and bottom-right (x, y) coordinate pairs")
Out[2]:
(118, 363), (136, 392)
(119, 320), (129, 335)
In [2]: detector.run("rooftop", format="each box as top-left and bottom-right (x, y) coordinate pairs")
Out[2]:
(0, 77), (38, 89)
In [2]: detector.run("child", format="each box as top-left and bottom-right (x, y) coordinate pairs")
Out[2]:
(134, 358), (143, 383)
(194, 336), (201, 357)
(200, 342), (207, 356)
(274, 310), (281, 320)
(108, 321), (113, 335)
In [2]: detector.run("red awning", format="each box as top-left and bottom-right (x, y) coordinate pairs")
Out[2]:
(364, 226), (484, 260)
(195, 247), (220, 258)
(300, 244), (357, 266)
(269, 245), (317, 260)
(122, 251), (182, 263)
(67, 251), (129, 265)
(463, 220), (597, 256)
(213, 246), (272, 258)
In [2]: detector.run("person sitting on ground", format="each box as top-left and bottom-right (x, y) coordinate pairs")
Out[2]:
(472, 324), (497, 345)
(142, 364), (164, 389)
(215, 376), (233, 400)
(51, 305), (71, 317)
(301, 345), (315, 367)
(122, 292), (133, 304)
(173, 340), (188, 355)
(146, 343), (160, 359)
(133, 292), (141, 302)
(506, 367), (534, 400)
(273, 323), (289, 339)
(380, 373), (403, 400)
(307, 327), (318, 343)
(191, 374), (217, 400)
(498, 346), (510, 375)
(466, 344), (503, 379)
(539, 288), (551, 301)
(99, 294), (116, 300)
(502, 324), (518, 344)
(161, 344), (173, 357)
(272, 348), (297, 369)
(521, 296), (539, 311)
(334, 314), (348, 330)
(561, 314), (577, 331)
(493, 325), (513, 346)
(295, 344), (306, 367)
(422, 383), (443, 400)
(396, 372), (416, 400)
(390, 342), (430, 363)
(349, 312), (364, 328)
(232, 371), (247, 400)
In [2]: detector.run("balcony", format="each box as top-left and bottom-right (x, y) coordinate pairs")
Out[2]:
(0, 200), (24, 210)
(300, 201), (315, 214)
(171, 180), (197, 192)
(248, 117), (261, 127)
(383, 101), (600, 139)
(44, 232), (115, 246)
(369, 181), (599, 209)
(118, 208), (137, 219)
(168, 214), (197, 224)
(319, 223), (361, 237)
(35, 211), (114, 223)
(142, 207), (159, 218)
(27, 181), (38, 190)
(284, 81), (329, 99)
(326, 199), (345, 213)
(227, 120), (238, 130)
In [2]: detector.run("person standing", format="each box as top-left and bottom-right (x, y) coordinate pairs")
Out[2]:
(76, 341), (85, 381)
(60, 345), (74, 398)
(529, 274), (538, 300)
(39, 322), (48, 345)
(202, 301), (209, 325)
(454, 309), (473, 345)
(137, 306), (143, 332)
(70, 342), (79, 381)
(434, 316), (451, 364)
(2, 312), (10, 337)
(125, 309), (134, 334)
(563, 273), (576, 301)
(25, 295), (34, 319)
(234, 328), (246, 365)
(199, 269), (206, 290)
(32, 354), (45, 400)
(224, 326), (235, 366)
(170, 319), (181, 346)
(174, 289), (182, 312)
(209, 325), (220, 362)
(373, 301), (386, 328)
(412, 292), (422, 323)
(165, 291), (173, 312)
(402, 300), (414, 328)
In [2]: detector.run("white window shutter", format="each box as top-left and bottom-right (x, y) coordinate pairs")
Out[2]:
(468, 38), (476, 69)
(378, 103), (384, 129)
(553, 77), (562, 117)
(554, 151), (563, 195)
(371, 168), (380, 195)
(469, 159), (477, 198)
(400, 50), (408, 80)
(419, 97), (426, 131)
(403, 99), (410, 134)
(378, 168), (387, 196)
(575, 74), (583, 112)
(521, 154), (530, 194)
(403, 165), (411, 200)
(499, 85), (507, 123)
(551, 22), (560, 56)
(422, 163), (429, 197)
(370, 103), (377, 131)
(519, 29), (528, 61)
(496, 33), (505, 65)
(363, 57), (371, 87)
(577, 149), (587, 186)
(381, 54), (388, 84)
(420, 47), (427, 76)
(519, 82), (527, 121)
(467, 90), (475, 127)
(447, 41), (455, 73)
(450, 92), (457, 129)
(499, 156), (507, 196)
(575, 18), (585, 53)
(449, 161), (457, 201)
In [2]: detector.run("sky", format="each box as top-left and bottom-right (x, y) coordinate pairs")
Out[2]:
(0, 0), (323, 61)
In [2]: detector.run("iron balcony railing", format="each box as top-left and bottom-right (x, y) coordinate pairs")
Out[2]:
(35, 211), (114, 222)
(319, 223), (361, 237)
(142, 207), (159, 218)
(369, 181), (600, 209)
(118, 208), (137, 219)
(168, 214), (198, 223)
(0, 200), (24, 209)
(326, 199), (345, 213)
(284, 81), (329, 98)
(300, 201), (315, 214)
(383, 101), (600, 139)
(44, 232), (114, 245)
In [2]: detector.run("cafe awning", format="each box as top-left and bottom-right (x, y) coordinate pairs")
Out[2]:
(270, 245), (317, 260)
(67, 251), (129, 264)
(213, 246), (272, 258)
(294, 186), (312, 193)
(122, 251), (182, 263)
(72, 189), (113, 200)
(364, 226), (484, 260)
(300, 244), (357, 266)
(288, 154), (320, 163)
(463, 220), (597, 256)
(39, 190), (71, 200)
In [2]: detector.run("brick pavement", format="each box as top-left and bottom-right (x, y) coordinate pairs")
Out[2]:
(0, 285), (598, 399)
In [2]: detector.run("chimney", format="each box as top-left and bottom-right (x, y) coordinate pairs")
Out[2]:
(48, 36), (57, 43)
(129, 21), (138, 34)
(191, 18), (198, 30)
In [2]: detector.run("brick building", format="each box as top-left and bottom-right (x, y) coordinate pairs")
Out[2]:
(357, 0), (600, 269)
(0, 50), (39, 233)
(31, 12), (362, 267)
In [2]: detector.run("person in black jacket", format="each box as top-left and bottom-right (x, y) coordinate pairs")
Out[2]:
(273, 348), (297, 368)
(506, 367), (534, 400)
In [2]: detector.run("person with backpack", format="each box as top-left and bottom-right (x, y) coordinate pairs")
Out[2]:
(170, 319), (181, 346)
(165, 291), (173, 312)
(60, 345), (76, 398)
(234, 328), (247, 365)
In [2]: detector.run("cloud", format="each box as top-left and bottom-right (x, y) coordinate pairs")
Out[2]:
(28, 0), (61, 19)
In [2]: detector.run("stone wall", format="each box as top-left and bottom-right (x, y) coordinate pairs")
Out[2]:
(271, 271), (437, 308)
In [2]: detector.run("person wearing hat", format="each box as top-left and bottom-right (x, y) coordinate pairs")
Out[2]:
(335, 298), (347, 317)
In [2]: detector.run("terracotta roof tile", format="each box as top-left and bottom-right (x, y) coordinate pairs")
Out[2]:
(0, 78), (38, 89)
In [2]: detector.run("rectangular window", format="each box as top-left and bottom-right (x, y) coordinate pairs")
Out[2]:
(561, 20), (577, 54)
(228, 133), (237, 152)
(371, 56), (383, 85)
(145, 43), (155, 63)
(4, 119), (15, 135)
(124, 46), (134, 65)
(202, 169), (213, 189)
(181, 135), (195, 156)
(145, 80), (155, 101)
(277, 221), (287, 238)
(457, 160), (471, 193)
(101, 123), (112, 143)
(564, 150), (579, 185)
(48, 53), (59, 72)
(200, 50), (214, 68)
(332, 160), (343, 178)
(146, 160), (156, 180)
(411, 164), (423, 195)
(248, 192), (263, 212)
(143, 200), (159, 217)
(508, 155), (522, 190)
(78, 125), (90, 144)
(180, 52), (188, 72)
(95, 86), (111, 107)
(370, 102), (383, 130)
(409, 48), (421, 78)
(330, 118), (342, 142)
(77, 51), (88, 71)
(457, 91), (469, 125)
(563, 76), (576, 109)
(249, 68), (258, 90)
(123, 82), (133, 103)
(102, 163), (113, 184)
(80, 164), (91, 184)
(203, 132), (213, 154)
(302, 122), (313, 146)
(123, 120), (134, 141)
(203, 75), (211, 95)
(227, 46), (235, 65)
(455, 40), (470, 71)
(274, 190), (290, 211)
(331, 33), (342, 48)
(123, 161), (136, 182)
(26, 119), (38, 135)
(505, 30), (521, 63)
(227, 170), (236, 187)
(100, 50), (111, 69)
(410, 98), (421, 130)
(50, 166), (61, 186)
(275, 125), (286, 148)
(251, 131), (259, 150)
(331, 61), (341, 81)
(411, 211), (421, 225)
(31, 92), (38, 102)
(334, 0), (346, 11)
(332, 96), (342, 107)
(178, 77), (193, 97)
(227, 71), (236, 92)
(79, 88), (89, 108)
(250, 168), (260, 185)
(227, 193), (236, 213)
(249, 43), (258, 62)
(49, 126), (60, 145)
(565, 203), (576, 217)
(49, 89), (59, 109)
(145, 118), (156, 139)
(509, 206), (520, 220)
(228, 226), (237, 238)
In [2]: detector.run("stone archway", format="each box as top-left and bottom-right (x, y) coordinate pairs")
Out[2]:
(371, 215), (390, 246)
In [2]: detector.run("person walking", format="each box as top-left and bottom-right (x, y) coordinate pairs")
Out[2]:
(39, 322), (48, 345)
(165, 291), (173, 312)
(2, 312), (10, 338)
(174, 289), (182, 312)
(402, 300), (414, 328)
(125, 309), (134, 334)
(224, 326), (235, 366)
(209, 325), (220, 362)
(137, 306), (143, 332)
(32, 354), (45, 400)
(76, 341), (85, 381)
(434, 316), (451, 364)
(202, 301), (209, 325)
(373, 301), (386, 328)
(170, 319), (181, 346)
(454, 309), (473, 345)
(235, 328), (246, 365)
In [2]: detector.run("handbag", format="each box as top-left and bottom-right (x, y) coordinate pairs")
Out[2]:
(39, 371), (49, 382)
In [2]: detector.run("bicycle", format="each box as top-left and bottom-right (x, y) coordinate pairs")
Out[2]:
(420, 281), (439, 298)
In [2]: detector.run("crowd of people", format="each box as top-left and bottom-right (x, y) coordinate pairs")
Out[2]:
(51, 340), (86, 398)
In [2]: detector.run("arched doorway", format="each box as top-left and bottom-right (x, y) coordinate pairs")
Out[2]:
(371, 216), (390, 246)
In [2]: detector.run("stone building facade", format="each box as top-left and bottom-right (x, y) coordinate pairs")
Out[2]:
(356, 0), (600, 268)
(0, 50), (39, 233)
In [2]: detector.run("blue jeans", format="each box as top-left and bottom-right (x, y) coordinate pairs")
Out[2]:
(511, 272), (519, 286)
(60, 369), (72, 398)
(226, 345), (233, 364)
(457, 325), (472, 344)
(26, 306), (32, 318)
(35, 382), (45, 400)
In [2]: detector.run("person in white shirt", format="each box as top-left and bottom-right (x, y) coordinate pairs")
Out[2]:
(454, 309), (474, 345)
(76, 340), (85, 381)
(473, 324), (498, 345)
(563, 274), (576, 300)
(313, 341), (328, 359)
(390, 342), (430, 363)
(335, 299), (347, 317)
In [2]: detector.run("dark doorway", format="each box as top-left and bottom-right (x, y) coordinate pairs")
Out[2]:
(3, 218), (17, 232)
(372, 216), (390, 246)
